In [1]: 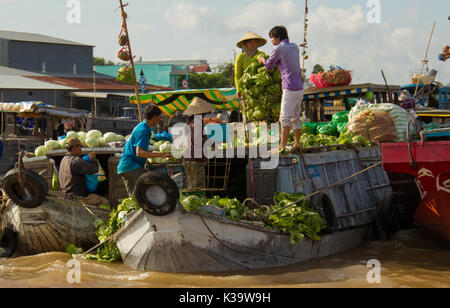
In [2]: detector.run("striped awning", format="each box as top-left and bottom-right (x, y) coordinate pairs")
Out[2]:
(304, 86), (370, 101)
(130, 88), (240, 116)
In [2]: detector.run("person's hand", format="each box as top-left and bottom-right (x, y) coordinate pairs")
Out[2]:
(89, 152), (96, 160)
(257, 56), (265, 65)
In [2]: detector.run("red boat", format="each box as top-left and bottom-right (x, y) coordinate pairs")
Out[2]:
(382, 128), (450, 245)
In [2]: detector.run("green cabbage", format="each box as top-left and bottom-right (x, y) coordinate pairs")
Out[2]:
(59, 138), (68, 148)
(86, 138), (100, 148)
(66, 131), (79, 140)
(45, 140), (61, 151)
(35, 146), (48, 157)
(87, 130), (102, 139)
(103, 132), (118, 144)
(159, 142), (172, 153)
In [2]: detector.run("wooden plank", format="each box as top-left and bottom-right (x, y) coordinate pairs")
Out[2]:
(39, 223), (65, 251)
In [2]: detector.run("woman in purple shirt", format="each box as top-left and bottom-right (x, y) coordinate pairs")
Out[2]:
(258, 26), (304, 153)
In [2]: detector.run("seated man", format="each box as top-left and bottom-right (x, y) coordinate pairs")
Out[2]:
(59, 137), (99, 198)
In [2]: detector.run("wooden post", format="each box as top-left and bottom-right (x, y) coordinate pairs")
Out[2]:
(414, 21), (436, 97)
(119, 0), (143, 122)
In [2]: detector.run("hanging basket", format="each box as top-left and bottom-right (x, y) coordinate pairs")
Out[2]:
(119, 34), (129, 47)
(118, 47), (131, 61)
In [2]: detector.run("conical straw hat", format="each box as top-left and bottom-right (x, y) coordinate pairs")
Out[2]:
(184, 97), (216, 116)
(236, 31), (267, 49)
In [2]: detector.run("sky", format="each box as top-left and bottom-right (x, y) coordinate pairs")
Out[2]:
(0, 0), (449, 85)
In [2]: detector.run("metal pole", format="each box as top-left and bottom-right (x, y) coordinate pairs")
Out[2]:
(119, 0), (143, 122)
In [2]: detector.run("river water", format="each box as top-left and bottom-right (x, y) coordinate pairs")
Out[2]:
(0, 229), (449, 288)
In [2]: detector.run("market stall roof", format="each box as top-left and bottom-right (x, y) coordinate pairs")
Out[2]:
(0, 101), (89, 118)
(304, 83), (401, 101)
(130, 88), (240, 116)
(69, 92), (134, 99)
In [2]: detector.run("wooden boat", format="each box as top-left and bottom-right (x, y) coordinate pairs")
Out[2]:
(1, 149), (124, 256)
(3, 191), (110, 255)
(382, 128), (450, 245)
(114, 207), (370, 273)
(114, 146), (393, 273)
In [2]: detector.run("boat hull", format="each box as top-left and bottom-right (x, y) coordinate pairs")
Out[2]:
(382, 141), (450, 246)
(115, 208), (370, 273)
(4, 196), (110, 255)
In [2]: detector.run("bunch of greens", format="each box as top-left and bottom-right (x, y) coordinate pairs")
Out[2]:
(336, 131), (371, 147)
(295, 132), (371, 148)
(267, 192), (326, 244)
(180, 192), (326, 244)
(299, 134), (338, 147)
(302, 111), (350, 137)
(66, 196), (140, 263)
(238, 57), (283, 122)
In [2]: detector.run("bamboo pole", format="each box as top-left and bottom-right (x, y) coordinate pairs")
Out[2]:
(119, 0), (143, 122)
(414, 21), (436, 97)
(300, 0), (309, 81)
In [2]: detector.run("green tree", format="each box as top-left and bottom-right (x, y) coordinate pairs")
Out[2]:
(178, 62), (235, 89)
(312, 64), (325, 74)
(94, 57), (115, 66)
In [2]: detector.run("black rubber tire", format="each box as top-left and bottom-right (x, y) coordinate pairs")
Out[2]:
(0, 228), (17, 258)
(310, 193), (338, 232)
(2, 168), (48, 208)
(134, 172), (180, 216)
(376, 193), (400, 240)
(377, 193), (397, 226)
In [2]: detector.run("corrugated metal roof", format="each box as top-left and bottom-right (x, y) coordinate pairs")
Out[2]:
(25, 76), (171, 91)
(136, 60), (208, 66)
(0, 65), (44, 76)
(0, 75), (76, 90)
(191, 65), (211, 73)
(0, 30), (93, 47)
(69, 92), (134, 99)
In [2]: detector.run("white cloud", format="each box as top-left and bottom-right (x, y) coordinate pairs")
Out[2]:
(163, 1), (217, 30)
(225, 0), (300, 33)
(309, 5), (369, 38)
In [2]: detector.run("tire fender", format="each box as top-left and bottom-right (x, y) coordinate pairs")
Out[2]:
(1, 228), (17, 258)
(310, 192), (338, 232)
(2, 168), (48, 208)
(134, 172), (180, 216)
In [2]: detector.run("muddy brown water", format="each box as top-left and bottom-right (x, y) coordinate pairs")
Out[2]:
(0, 229), (449, 288)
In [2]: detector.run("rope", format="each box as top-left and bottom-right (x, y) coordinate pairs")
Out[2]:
(262, 162), (383, 221)
(199, 215), (275, 254)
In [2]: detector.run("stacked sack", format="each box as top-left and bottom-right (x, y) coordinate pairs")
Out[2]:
(348, 103), (412, 142)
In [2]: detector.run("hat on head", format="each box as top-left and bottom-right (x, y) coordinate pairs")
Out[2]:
(67, 137), (82, 148)
(184, 97), (216, 116)
(236, 31), (267, 49)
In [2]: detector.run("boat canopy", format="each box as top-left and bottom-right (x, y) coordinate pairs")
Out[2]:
(304, 83), (402, 101)
(0, 101), (89, 118)
(130, 88), (240, 116)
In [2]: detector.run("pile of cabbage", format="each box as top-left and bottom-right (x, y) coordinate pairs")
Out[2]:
(34, 130), (131, 157)
(147, 139), (184, 164)
(212, 120), (371, 150)
(237, 57), (283, 122)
